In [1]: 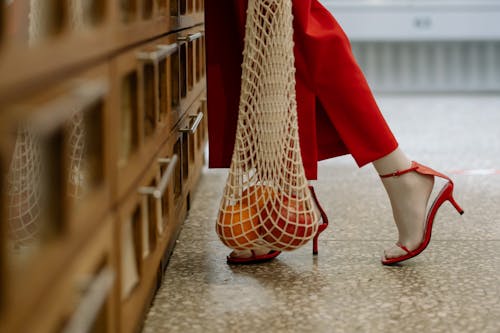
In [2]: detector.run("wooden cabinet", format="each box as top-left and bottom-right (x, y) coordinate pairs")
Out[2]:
(0, 1), (207, 332)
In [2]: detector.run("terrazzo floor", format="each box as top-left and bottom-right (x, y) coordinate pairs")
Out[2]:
(143, 94), (500, 333)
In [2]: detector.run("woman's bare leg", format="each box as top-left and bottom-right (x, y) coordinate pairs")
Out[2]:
(372, 148), (434, 259)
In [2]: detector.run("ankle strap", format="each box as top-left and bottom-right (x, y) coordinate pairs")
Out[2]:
(380, 161), (453, 183)
(379, 162), (419, 178)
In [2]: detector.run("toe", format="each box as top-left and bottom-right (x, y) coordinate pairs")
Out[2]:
(229, 248), (271, 259)
(229, 250), (253, 259)
(383, 244), (409, 259)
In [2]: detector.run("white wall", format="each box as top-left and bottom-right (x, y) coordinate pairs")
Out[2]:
(322, 0), (500, 92)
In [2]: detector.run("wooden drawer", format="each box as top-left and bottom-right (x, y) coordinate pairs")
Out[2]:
(2, 1), (113, 48)
(111, 35), (178, 201)
(0, 1), (115, 98)
(118, 0), (169, 24)
(114, 0), (172, 48)
(197, 94), (208, 166)
(195, 31), (207, 87)
(157, 135), (185, 236)
(0, 64), (112, 332)
(14, 216), (116, 333)
(171, 131), (186, 211)
(177, 25), (206, 113)
(137, 35), (179, 156)
(117, 142), (178, 333)
(172, 0), (205, 29)
(179, 95), (205, 190)
(154, 35), (183, 132)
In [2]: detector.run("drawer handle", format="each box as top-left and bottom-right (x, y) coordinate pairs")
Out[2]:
(27, 80), (108, 135)
(138, 154), (179, 199)
(179, 112), (203, 134)
(137, 43), (178, 63)
(61, 268), (115, 333)
(177, 32), (203, 43)
(156, 43), (179, 57)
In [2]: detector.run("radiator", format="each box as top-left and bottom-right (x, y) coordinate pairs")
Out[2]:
(323, 0), (500, 92)
(351, 41), (500, 92)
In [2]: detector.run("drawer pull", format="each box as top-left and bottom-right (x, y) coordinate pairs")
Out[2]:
(156, 43), (179, 57)
(61, 268), (115, 333)
(179, 112), (203, 134)
(137, 43), (178, 63)
(177, 32), (203, 43)
(139, 154), (179, 199)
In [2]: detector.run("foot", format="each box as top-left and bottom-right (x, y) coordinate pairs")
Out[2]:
(228, 247), (274, 259)
(227, 247), (281, 264)
(381, 171), (434, 260)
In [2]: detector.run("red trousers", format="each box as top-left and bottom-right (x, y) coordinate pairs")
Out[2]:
(205, 0), (398, 179)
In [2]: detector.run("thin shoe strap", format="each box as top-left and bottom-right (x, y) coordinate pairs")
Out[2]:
(379, 163), (419, 178)
(379, 161), (453, 184)
(396, 243), (411, 254)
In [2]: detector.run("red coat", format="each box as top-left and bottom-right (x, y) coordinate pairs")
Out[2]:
(205, 0), (398, 180)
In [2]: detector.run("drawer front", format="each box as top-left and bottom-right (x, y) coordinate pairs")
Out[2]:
(2, 1), (113, 47)
(37, 217), (116, 333)
(118, 0), (170, 23)
(170, 0), (205, 20)
(177, 92), (207, 194)
(117, 162), (157, 333)
(117, 142), (177, 333)
(177, 26), (206, 113)
(154, 142), (177, 238)
(112, 35), (179, 202)
(197, 94), (208, 164)
(180, 97), (204, 175)
(0, 64), (111, 319)
(116, 0), (172, 40)
(0, 1), (115, 97)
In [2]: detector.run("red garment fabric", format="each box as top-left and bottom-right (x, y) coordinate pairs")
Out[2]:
(205, 0), (398, 180)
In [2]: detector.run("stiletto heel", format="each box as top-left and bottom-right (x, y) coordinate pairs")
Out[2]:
(309, 186), (329, 255)
(448, 194), (464, 215)
(313, 235), (319, 255)
(380, 161), (464, 265)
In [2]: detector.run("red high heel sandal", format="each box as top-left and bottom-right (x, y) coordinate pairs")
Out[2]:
(380, 161), (464, 265)
(226, 186), (329, 264)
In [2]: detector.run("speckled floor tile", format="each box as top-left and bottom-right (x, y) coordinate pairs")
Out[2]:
(144, 240), (500, 333)
(143, 95), (500, 333)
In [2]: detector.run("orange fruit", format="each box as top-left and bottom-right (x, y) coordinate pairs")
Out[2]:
(241, 185), (274, 210)
(216, 203), (260, 250)
(261, 195), (316, 250)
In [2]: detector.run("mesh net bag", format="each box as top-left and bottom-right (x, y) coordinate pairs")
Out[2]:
(215, 0), (319, 252)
